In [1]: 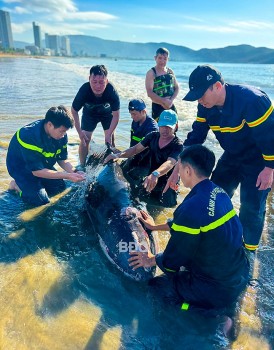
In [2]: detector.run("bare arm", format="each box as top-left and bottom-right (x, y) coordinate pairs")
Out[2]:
(104, 142), (146, 164)
(143, 157), (177, 192)
(71, 106), (89, 145)
(105, 110), (120, 144)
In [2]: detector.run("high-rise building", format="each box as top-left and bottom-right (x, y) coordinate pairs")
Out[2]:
(45, 33), (60, 55)
(0, 9), (14, 49)
(32, 21), (42, 48)
(60, 36), (71, 56)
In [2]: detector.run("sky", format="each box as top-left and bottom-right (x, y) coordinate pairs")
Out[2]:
(1, 0), (274, 50)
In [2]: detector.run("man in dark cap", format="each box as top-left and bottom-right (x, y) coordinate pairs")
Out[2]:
(165, 64), (274, 252)
(120, 99), (159, 183)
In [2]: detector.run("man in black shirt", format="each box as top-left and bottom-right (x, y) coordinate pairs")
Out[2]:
(71, 65), (120, 168)
(104, 109), (183, 207)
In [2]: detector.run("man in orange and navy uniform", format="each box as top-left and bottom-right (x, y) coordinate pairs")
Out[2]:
(181, 64), (274, 251)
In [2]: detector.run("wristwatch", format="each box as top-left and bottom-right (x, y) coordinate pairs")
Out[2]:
(152, 170), (160, 178)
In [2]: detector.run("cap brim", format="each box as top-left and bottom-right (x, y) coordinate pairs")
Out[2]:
(158, 123), (176, 128)
(183, 87), (209, 101)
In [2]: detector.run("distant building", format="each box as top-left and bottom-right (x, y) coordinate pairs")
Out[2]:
(60, 36), (71, 56)
(45, 33), (60, 55)
(32, 22), (42, 49)
(0, 9), (14, 49)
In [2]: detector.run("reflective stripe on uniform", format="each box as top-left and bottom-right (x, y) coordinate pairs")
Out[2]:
(16, 129), (63, 158)
(244, 243), (258, 251)
(132, 135), (144, 142)
(181, 302), (190, 311)
(171, 209), (236, 235)
(196, 116), (206, 122)
(262, 153), (274, 161)
(246, 104), (273, 128)
(200, 209), (236, 232)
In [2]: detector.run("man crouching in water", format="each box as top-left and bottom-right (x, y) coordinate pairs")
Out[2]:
(129, 145), (250, 338)
(6, 106), (85, 206)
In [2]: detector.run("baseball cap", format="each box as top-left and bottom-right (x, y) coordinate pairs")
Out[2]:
(183, 65), (224, 101)
(158, 110), (178, 128)
(128, 99), (146, 111)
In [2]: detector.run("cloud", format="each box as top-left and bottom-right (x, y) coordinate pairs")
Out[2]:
(11, 21), (31, 34)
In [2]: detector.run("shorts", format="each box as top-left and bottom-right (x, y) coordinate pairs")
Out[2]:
(152, 103), (177, 121)
(81, 113), (113, 132)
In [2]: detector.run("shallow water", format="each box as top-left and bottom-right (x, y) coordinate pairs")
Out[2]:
(0, 57), (273, 350)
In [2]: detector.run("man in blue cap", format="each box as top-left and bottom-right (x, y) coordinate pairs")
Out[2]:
(120, 99), (158, 180)
(165, 64), (274, 252)
(104, 109), (183, 207)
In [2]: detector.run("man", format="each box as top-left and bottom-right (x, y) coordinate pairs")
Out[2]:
(166, 64), (274, 252)
(6, 106), (85, 207)
(145, 47), (179, 121)
(104, 109), (183, 208)
(71, 64), (120, 168)
(129, 145), (249, 324)
(120, 98), (158, 178)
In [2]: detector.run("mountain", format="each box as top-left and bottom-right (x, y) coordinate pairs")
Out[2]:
(14, 36), (274, 63)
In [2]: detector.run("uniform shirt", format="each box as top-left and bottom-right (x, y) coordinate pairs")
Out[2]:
(6, 120), (68, 173)
(184, 83), (274, 167)
(130, 115), (158, 147)
(72, 81), (120, 118)
(156, 179), (248, 290)
(141, 131), (183, 170)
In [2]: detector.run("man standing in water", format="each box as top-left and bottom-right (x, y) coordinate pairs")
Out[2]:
(71, 64), (120, 169)
(129, 145), (249, 337)
(145, 47), (180, 121)
(165, 64), (274, 252)
(6, 106), (85, 207)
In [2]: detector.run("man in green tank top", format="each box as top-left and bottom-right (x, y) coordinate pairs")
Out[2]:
(145, 47), (180, 121)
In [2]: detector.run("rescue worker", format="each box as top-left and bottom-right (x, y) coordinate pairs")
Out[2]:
(120, 98), (158, 180)
(129, 145), (249, 335)
(6, 106), (85, 206)
(165, 64), (274, 251)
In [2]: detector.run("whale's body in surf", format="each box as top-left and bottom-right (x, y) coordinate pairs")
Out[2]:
(85, 148), (159, 281)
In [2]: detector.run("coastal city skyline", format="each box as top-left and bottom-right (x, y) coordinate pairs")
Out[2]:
(0, 0), (274, 50)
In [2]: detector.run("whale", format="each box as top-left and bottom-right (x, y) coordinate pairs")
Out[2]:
(85, 146), (159, 282)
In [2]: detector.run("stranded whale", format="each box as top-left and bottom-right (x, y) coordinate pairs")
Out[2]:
(85, 146), (159, 281)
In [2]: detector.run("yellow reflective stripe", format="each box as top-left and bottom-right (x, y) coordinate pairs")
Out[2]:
(200, 209), (236, 232)
(17, 129), (43, 153)
(262, 154), (274, 161)
(164, 267), (176, 272)
(196, 117), (206, 122)
(246, 104), (273, 128)
(171, 223), (200, 235)
(210, 119), (246, 133)
(181, 302), (190, 311)
(132, 135), (143, 142)
(244, 243), (258, 251)
(17, 129), (62, 158)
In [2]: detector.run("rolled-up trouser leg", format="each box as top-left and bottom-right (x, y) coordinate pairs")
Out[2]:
(239, 178), (270, 251)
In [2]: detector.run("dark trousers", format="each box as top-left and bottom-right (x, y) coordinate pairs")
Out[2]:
(211, 152), (270, 250)
(8, 168), (66, 207)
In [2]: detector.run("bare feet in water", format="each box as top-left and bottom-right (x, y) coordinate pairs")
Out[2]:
(8, 180), (21, 193)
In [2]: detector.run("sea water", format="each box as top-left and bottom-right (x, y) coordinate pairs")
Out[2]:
(0, 57), (273, 350)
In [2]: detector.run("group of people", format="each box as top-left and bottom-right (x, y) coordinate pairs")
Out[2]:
(6, 47), (274, 332)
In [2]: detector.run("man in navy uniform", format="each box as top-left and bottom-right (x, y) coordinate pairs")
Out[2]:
(6, 106), (85, 206)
